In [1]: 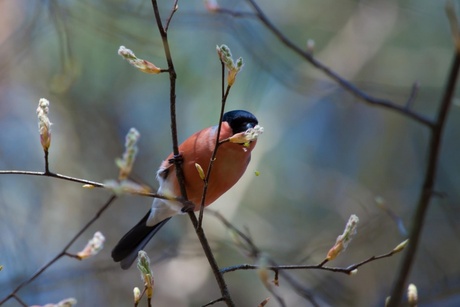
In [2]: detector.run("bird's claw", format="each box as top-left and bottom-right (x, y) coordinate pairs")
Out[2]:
(168, 153), (184, 165)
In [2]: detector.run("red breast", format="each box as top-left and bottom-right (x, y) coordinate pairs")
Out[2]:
(160, 121), (257, 210)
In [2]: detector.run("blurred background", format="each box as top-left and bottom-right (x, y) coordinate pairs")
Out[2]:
(1, 0), (459, 306)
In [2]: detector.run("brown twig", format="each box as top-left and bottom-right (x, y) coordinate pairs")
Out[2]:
(150, 0), (186, 197)
(201, 297), (225, 307)
(216, 0), (433, 128)
(197, 63), (232, 229)
(386, 45), (460, 307)
(44, 149), (50, 174)
(0, 170), (104, 187)
(209, 210), (320, 306)
(220, 245), (405, 275)
(0, 170), (170, 200)
(164, 0), (179, 32)
(0, 195), (117, 306)
(213, 1), (459, 305)
(149, 1), (235, 306)
(211, 210), (407, 305)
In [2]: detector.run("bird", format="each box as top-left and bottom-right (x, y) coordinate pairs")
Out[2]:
(112, 110), (260, 269)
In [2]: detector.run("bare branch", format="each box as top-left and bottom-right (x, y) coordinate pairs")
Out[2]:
(0, 196), (117, 305)
(149, 1), (235, 306)
(215, 0), (434, 127)
(387, 47), (460, 307)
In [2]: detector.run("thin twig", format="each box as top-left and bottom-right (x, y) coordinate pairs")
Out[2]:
(164, 0), (178, 32)
(0, 195), (117, 305)
(220, 245), (404, 275)
(44, 150), (50, 174)
(201, 297), (225, 307)
(11, 295), (27, 307)
(150, 0), (187, 199)
(149, 1), (235, 306)
(387, 49), (460, 307)
(0, 170), (169, 200)
(209, 210), (320, 306)
(404, 82), (420, 111)
(0, 170), (104, 187)
(217, 0), (433, 128)
(197, 65), (232, 229)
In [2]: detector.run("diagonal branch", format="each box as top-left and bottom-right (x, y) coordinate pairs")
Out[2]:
(387, 49), (460, 307)
(149, 1), (235, 306)
(197, 65), (232, 229)
(216, 0), (433, 127)
(0, 195), (117, 306)
(209, 210), (320, 306)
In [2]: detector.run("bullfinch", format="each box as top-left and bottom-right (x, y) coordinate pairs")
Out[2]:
(112, 110), (260, 269)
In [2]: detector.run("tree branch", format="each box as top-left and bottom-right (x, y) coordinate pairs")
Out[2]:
(149, 1), (235, 306)
(387, 48), (460, 307)
(0, 195), (117, 306)
(197, 64), (232, 229)
(221, 244), (405, 275)
(216, 0), (433, 127)
(209, 210), (320, 306)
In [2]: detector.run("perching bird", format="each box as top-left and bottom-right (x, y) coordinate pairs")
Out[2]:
(112, 110), (260, 269)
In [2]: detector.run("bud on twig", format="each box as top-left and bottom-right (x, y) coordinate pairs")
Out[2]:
(216, 44), (244, 86)
(133, 287), (141, 305)
(118, 46), (162, 74)
(137, 251), (154, 299)
(326, 214), (359, 261)
(37, 98), (52, 152)
(77, 231), (105, 259)
(228, 125), (264, 147)
(306, 39), (315, 53)
(104, 179), (151, 196)
(116, 128), (140, 180)
(195, 163), (206, 181)
(393, 239), (409, 253)
(408, 283), (418, 306)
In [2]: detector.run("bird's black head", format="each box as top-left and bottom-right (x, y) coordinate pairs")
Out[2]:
(223, 110), (258, 134)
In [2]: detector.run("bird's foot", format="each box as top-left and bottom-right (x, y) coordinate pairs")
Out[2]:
(168, 153), (183, 165)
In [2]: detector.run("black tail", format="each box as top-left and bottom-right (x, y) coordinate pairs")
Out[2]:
(112, 210), (171, 269)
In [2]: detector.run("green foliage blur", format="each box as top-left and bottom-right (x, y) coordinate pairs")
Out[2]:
(1, 0), (459, 306)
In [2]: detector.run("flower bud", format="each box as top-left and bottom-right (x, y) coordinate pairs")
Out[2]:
(77, 232), (105, 259)
(408, 283), (418, 306)
(118, 46), (162, 74)
(306, 39), (315, 53)
(117, 128), (140, 180)
(326, 214), (359, 261)
(137, 251), (154, 298)
(195, 163), (206, 180)
(36, 98), (52, 152)
(133, 287), (141, 304)
(393, 239), (409, 253)
(228, 125), (264, 146)
(216, 44), (244, 86)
